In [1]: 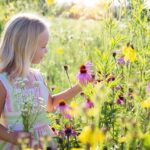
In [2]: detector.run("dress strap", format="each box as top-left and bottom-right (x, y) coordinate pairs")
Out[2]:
(34, 70), (44, 81)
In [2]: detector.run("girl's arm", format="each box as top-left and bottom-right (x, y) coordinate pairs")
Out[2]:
(0, 81), (15, 144)
(47, 84), (82, 112)
(0, 81), (30, 145)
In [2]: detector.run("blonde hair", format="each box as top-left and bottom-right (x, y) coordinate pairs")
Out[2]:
(0, 13), (49, 78)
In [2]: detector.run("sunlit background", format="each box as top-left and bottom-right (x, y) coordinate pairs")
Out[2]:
(56, 0), (150, 7)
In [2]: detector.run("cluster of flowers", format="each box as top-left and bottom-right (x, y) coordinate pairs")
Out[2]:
(12, 78), (46, 132)
(112, 43), (137, 65)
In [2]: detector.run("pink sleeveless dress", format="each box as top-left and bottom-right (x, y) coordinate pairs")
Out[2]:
(0, 69), (53, 150)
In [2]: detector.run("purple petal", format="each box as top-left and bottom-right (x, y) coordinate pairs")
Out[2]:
(117, 57), (125, 65)
(85, 100), (94, 108)
(77, 73), (92, 84)
(116, 99), (124, 105)
(146, 82), (150, 93)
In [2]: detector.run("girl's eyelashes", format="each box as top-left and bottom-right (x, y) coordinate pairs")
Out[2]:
(42, 45), (47, 49)
(42, 44), (48, 49)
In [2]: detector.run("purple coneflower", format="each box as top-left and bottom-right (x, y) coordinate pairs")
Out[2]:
(51, 127), (58, 136)
(84, 99), (94, 109)
(64, 125), (77, 137)
(56, 101), (69, 112)
(65, 126), (72, 137)
(77, 62), (93, 84)
(116, 95), (124, 105)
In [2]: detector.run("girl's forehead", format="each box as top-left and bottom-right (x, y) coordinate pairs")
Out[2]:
(38, 30), (49, 44)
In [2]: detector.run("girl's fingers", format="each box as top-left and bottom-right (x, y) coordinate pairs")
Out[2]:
(17, 131), (33, 144)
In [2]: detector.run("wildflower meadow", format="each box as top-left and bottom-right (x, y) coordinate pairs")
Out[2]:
(0, 0), (150, 149)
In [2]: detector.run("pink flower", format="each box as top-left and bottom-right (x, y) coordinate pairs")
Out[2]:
(56, 101), (73, 119)
(85, 61), (93, 73)
(116, 96), (124, 105)
(146, 82), (150, 93)
(56, 101), (69, 112)
(117, 99), (124, 105)
(84, 99), (94, 109)
(77, 62), (93, 84)
(51, 127), (58, 136)
(117, 57), (125, 65)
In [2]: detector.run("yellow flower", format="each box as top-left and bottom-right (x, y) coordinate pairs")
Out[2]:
(78, 126), (105, 146)
(123, 46), (136, 62)
(70, 101), (78, 108)
(47, 0), (55, 5)
(67, 101), (81, 117)
(141, 100), (150, 108)
(56, 47), (64, 55)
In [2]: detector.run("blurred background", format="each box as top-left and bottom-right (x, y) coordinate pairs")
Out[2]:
(0, 0), (149, 92)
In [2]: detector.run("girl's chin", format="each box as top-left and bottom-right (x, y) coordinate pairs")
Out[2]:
(32, 58), (43, 64)
(32, 60), (41, 64)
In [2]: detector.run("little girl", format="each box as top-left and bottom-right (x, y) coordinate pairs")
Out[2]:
(0, 13), (82, 149)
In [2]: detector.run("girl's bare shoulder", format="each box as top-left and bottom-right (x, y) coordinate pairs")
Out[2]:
(0, 81), (6, 100)
(0, 81), (6, 114)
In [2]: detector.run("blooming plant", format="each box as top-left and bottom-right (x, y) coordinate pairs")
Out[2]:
(1, 0), (150, 149)
(76, 61), (93, 85)
(12, 78), (46, 132)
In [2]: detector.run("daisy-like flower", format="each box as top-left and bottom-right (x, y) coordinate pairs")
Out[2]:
(78, 125), (105, 146)
(84, 99), (94, 109)
(76, 62), (93, 84)
(65, 124), (72, 137)
(116, 95), (124, 105)
(51, 127), (58, 136)
(56, 101), (69, 112)
(141, 100), (150, 108)
(64, 124), (77, 137)
(56, 101), (72, 119)
(122, 46), (136, 62)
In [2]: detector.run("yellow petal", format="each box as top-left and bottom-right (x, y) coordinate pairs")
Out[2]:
(47, 0), (55, 5)
(78, 126), (105, 146)
(123, 47), (136, 62)
(56, 47), (64, 55)
(141, 100), (150, 108)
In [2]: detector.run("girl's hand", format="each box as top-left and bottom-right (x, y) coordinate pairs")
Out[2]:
(11, 131), (32, 145)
